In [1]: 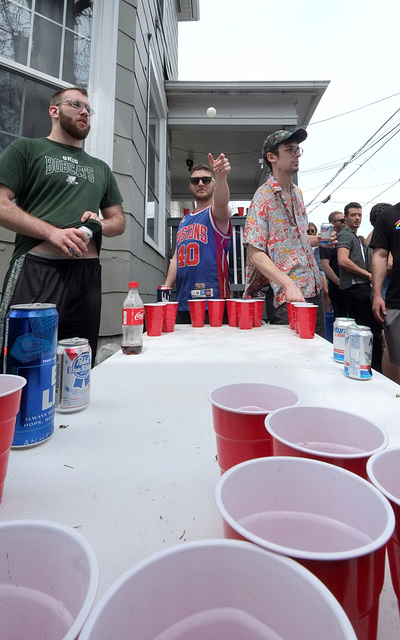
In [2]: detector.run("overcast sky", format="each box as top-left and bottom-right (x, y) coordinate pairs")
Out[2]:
(178, 0), (400, 237)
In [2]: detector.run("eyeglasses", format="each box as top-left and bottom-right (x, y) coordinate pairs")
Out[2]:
(283, 145), (303, 156)
(307, 228), (317, 235)
(334, 218), (346, 224)
(56, 99), (95, 116)
(189, 176), (215, 185)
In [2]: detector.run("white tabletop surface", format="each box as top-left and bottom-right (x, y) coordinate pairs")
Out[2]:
(1, 324), (399, 637)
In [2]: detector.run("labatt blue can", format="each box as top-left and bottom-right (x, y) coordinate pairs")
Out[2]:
(4, 304), (58, 447)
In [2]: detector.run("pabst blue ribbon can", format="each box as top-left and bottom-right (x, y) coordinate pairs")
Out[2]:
(157, 286), (172, 303)
(4, 303), (58, 447)
(333, 317), (355, 363)
(344, 325), (373, 380)
(55, 338), (91, 412)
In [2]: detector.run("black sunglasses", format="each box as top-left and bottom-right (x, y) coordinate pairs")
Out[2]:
(189, 176), (214, 185)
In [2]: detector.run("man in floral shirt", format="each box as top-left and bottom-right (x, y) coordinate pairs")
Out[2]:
(243, 129), (326, 337)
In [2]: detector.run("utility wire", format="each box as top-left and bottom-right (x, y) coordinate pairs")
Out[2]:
(363, 179), (400, 207)
(309, 91), (400, 126)
(305, 106), (400, 211)
(306, 126), (400, 215)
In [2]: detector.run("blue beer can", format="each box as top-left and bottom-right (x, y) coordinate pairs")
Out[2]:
(4, 303), (58, 447)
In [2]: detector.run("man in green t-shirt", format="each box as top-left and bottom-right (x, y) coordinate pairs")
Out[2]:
(0, 86), (125, 362)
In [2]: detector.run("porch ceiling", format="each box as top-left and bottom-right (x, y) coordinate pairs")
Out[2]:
(166, 80), (329, 201)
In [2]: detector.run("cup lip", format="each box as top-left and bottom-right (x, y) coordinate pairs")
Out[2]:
(144, 302), (166, 307)
(0, 519), (99, 640)
(0, 374), (27, 397)
(215, 456), (395, 561)
(208, 382), (301, 414)
(265, 405), (389, 460)
(77, 538), (357, 640)
(367, 446), (400, 506)
(187, 299), (206, 303)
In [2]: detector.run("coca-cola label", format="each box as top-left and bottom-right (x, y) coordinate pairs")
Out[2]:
(122, 307), (144, 326)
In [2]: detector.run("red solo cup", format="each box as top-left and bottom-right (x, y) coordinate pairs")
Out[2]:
(266, 405), (388, 480)
(78, 540), (358, 640)
(216, 456), (395, 640)
(207, 299), (225, 327)
(144, 303), (165, 337)
(292, 302), (313, 333)
(296, 303), (318, 338)
(162, 302), (178, 333)
(188, 299), (206, 327)
(286, 301), (296, 330)
(208, 383), (300, 474)
(367, 447), (400, 616)
(0, 520), (99, 640)
(238, 206), (245, 216)
(253, 298), (264, 327)
(0, 375), (26, 502)
(225, 299), (237, 327)
(238, 300), (254, 330)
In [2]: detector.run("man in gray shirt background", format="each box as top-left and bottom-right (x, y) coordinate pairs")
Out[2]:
(337, 202), (382, 371)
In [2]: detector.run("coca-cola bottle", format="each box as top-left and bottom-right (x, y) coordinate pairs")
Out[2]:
(121, 281), (144, 354)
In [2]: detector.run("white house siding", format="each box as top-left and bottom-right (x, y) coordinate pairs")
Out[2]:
(100, 0), (178, 335)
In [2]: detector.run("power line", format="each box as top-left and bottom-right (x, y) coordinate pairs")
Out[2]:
(309, 91), (400, 126)
(305, 106), (400, 212)
(363, 179), (400, 207)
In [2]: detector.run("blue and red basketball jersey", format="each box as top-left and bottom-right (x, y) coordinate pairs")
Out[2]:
(175, 206), (232, 311)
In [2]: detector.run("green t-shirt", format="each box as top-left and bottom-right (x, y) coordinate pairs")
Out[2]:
(0, 137), (123, 262)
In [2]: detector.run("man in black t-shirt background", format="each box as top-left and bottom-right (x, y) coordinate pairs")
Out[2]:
(320, 211), (347, 318)
(371, 203), (400, 385)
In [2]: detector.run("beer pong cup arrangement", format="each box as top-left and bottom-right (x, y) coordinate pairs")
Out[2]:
(188, 299), (206, 327)
(79, 539), (357, 640)
(237, 299), (254, 330)
(0, 374), (26, 502)
(265, 405), (389, 480)
(293, 302), (318, 338)
(144, 303), (165, 337)
(162, 301), (178, 333)
(0, 519), (99, 640)
(367, 447), (400, 614)
(207, 299), (225, 327)
(208, 382), (300, 474)
(252, 298), (264, 328)
(225, 298), (237, 327)
(215, 456), (395, 640)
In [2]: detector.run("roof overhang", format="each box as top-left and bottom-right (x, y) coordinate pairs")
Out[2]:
(166, 80), (329, 200)
(177, 0), (200, 22)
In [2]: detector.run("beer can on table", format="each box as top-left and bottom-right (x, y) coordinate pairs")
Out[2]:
(4, 303), (58, 447)
(344, 325), (373, 380)
(333, 317), (356, 363)
(157, 286), (172, 303)
(55, 338), (91, 413)
(319, 222), (334, 246)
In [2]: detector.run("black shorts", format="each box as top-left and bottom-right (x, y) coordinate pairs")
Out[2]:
(4, 253), (102, 360)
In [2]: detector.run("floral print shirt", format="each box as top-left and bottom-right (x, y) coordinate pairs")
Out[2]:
(243, 175), (321, 307)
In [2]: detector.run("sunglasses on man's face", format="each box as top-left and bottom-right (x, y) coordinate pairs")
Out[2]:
(189, 176), (215, 185)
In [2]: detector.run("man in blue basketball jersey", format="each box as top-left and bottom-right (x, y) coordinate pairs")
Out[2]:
(164, 153), (232, 323)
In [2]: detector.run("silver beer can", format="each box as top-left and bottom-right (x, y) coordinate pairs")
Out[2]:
(55, 338), (91, 412)
(319, 222), (334, 246)
(344, 325), (373, 380)
(333, 317), (355, 364)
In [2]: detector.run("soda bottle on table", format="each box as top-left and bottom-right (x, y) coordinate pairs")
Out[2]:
(121, 282), (144, 354)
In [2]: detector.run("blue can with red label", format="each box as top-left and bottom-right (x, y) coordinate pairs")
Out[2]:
(4, 303), (58, 447)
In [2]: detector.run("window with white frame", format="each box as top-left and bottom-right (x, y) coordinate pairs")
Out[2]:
(0, 0), (92, 153)
(145, 62), (167, 254)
